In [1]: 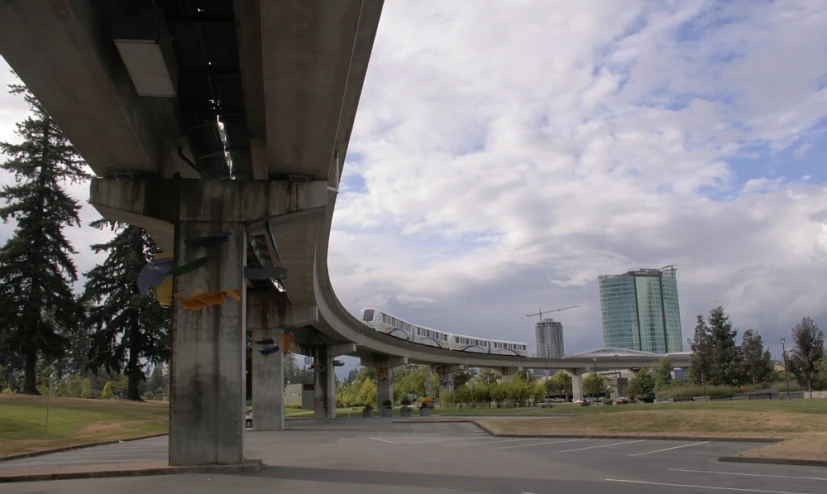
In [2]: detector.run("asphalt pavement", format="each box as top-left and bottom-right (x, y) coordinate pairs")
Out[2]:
(1, 418), (825, 493)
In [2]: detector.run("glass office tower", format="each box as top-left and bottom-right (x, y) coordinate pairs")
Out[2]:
(598, 266), (683, 354)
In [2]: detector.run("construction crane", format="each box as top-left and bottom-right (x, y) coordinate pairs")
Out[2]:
(526, 305), (579, 322)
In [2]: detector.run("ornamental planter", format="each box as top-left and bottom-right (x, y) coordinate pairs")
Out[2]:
(401, 407), (412, 417)
(419, 407), (432, 417)
(381, 407), (393, 417)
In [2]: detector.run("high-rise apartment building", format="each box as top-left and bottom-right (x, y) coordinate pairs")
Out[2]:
(598, 266), (682, 354)
(535, 319), (565, 358)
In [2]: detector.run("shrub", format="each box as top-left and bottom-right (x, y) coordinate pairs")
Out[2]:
(382, 399), (392, 408)
(770, 381), (802, 393)
(400, 397), (412, 407)
(420, 396), (434, 408)
(102, 381), (113, 399)
(656, 385), (738, 399)
(1, 387), (12, 395)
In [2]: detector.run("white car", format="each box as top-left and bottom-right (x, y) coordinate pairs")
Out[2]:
(246, 410), (253, 429)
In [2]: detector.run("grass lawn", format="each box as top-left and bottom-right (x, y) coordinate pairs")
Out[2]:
(0, 395), (169, 458)
(472, 399), (827, 462)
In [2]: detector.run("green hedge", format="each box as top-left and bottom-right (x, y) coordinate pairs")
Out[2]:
(656, 385), (738, 399)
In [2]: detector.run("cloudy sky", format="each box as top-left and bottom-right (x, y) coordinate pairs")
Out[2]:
(2, 0), (827, 371)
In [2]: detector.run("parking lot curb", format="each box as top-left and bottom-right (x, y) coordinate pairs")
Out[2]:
(391, 419), (782, 443)
(0, 433), (170, 463)
(718, 456), (827, 468)
(0, 459), (263, 483)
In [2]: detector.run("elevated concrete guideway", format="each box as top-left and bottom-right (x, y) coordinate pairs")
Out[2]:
(0, 0), (690, 468)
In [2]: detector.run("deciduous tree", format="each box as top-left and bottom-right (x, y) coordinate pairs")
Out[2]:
(789, 317), (825, 398)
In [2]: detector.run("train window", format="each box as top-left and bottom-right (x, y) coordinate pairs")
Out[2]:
(454, 337), (459, 343)
(363, 310), (374, 322)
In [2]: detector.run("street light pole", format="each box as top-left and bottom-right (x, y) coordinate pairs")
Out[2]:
(781, 338), (791, 399)
(688, 337), (707, 399)
(451, 376), (456, 417)
(592, 358), (598, 402)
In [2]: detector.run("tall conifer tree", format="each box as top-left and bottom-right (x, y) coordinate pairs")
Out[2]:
(82, 221), (170, 400)
(0, 84), (88, 394)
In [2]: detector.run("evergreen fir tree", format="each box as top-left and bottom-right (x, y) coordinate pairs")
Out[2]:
(740, 329), (773, 386)
(0, 84), (88, 394)
(82, 221), (170, 400)
(688, 315), (712, 385)
(706, 305), (742, 385)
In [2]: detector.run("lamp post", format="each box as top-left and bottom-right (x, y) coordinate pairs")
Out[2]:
(592, 357), (598, 402)
(452, 375), (456, 416)
(781, 338), (791, 399)
(469, 380), (474, 409)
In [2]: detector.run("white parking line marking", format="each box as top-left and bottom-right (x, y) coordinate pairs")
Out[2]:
(558, 440), (644, 452)
(629, 441), (710, 456)
(446, 438), (532, 447)
(370, 437), (398, 444)
(604, 478), (814, 494)
(669, 469), (827, 482)
(497, 439), (585, 450)
(407, 438), (471, 444)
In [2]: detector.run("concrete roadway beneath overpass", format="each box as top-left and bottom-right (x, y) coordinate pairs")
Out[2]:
(2, 420), (825, 493)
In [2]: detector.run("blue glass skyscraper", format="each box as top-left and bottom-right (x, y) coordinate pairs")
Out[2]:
(598, 266), (683, 354)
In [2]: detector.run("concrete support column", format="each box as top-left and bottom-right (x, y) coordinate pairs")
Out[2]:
(90, 178), (329, 467)
(570, 369), (584, 403)
(313, 346), (336, 419)
(250, 327), (284, 431)
(425, 368), (433, 398)
(248, 292), (286, 431)
(169, 220), (247, 466)
(492, 366), (521, 378)
(436, 366), (462, 404)
(359, 354), (406, 409)
(376, 368), (393, 407)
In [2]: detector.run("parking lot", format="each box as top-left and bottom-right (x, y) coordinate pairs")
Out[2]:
(1, 419), (825, 493)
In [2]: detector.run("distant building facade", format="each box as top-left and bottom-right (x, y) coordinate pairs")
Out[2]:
(535, 319), (565, 358)
(598, 266), (683, 354)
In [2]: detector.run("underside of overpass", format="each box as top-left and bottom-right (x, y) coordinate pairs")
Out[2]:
(0, 0), (691, 468)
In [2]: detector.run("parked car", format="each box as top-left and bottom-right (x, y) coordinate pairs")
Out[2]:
(246, 410), (253, 428)
(616, 397), (630, 404)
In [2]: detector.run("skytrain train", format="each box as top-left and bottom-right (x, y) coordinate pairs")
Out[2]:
(360, 308), (528, 356)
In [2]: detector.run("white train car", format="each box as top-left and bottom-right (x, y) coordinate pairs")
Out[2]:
(488, 338), (528, 357)
(359, 307), (526, 356)
(360, 308), (450, 349)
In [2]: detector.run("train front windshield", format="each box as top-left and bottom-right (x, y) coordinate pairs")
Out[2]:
(363, 310), (374, 322)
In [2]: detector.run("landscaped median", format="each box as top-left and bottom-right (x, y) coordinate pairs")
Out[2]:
(418, 400), (827, 466)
